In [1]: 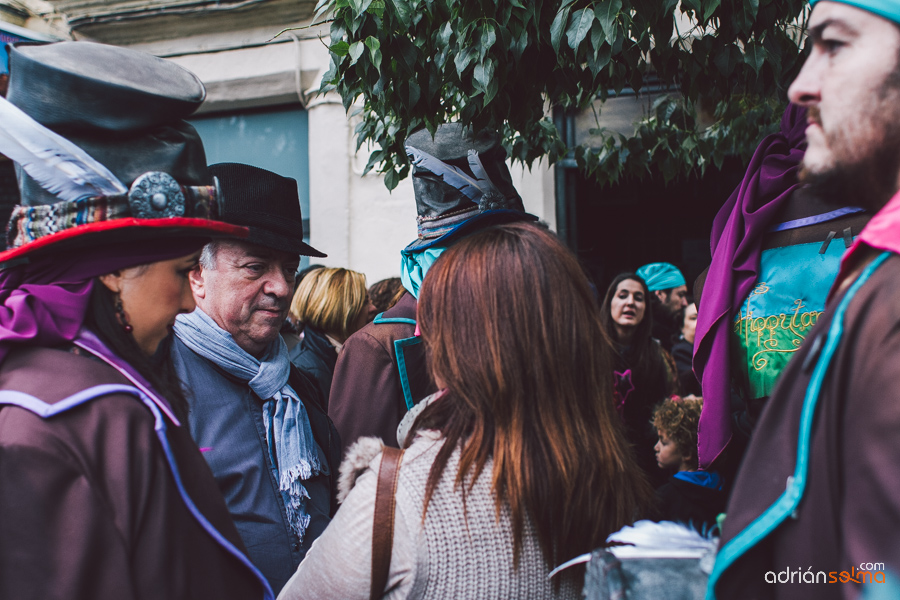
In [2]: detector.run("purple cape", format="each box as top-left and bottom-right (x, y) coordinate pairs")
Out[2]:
(693, 104), (808, 468)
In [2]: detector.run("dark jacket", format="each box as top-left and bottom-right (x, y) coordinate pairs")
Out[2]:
(650, 303), (679, 353)
(615, 341), (678, 489)
(328, 291), (437, 454)
(288, 325), (337, 407)
(712, 253), (900, 599)
(671, 338), (702, 396)
(656, 473), (726, 532)
(0, 346), (268, 600)
(171, 338), (342, 596)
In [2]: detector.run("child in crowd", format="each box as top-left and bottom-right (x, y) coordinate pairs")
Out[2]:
(652, 396), (726, 531)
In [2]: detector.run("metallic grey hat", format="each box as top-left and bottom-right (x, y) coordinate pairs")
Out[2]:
(403, 122), (536, 253)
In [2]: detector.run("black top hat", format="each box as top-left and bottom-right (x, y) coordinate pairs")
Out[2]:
(0, 41), (246, 266)
(403, 122), (536, 253)
(209, 163), (325, 258)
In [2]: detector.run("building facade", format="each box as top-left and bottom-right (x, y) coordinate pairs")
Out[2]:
(0, 0), (555, 282)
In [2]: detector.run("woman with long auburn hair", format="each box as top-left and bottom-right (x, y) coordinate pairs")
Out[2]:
(279, 222), (651, 599)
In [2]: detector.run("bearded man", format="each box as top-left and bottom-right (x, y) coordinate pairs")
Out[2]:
(635, 262), (688, 351)
(707, 2), (900, 598)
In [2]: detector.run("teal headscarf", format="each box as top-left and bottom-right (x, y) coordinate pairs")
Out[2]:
(635, 262), (686, 292)
(400, 246), (447, 299)
(809, 0), (900, 25)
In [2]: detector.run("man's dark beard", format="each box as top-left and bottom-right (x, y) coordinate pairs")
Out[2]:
(800, 144), (900, 212)
(651, 296), (678, 328)
(801, 79), (900, 212)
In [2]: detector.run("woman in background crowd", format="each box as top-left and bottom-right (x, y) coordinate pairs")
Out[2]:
(671, 302), (702, 396)
(368, 277), (406, 314)
(278, 222), (651, 599)
(288, 267), (376, 403)
(280, 264), (325, 350)
(600, 273), (679, 487)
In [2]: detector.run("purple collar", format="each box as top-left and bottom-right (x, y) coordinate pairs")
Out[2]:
(75, 328), (181, 426)
(768, 206), (865, 232)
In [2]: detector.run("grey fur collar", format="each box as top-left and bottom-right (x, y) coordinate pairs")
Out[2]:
(337, 436), (384, 504)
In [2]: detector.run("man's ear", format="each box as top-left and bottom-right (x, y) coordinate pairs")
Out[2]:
(189, 265), (207, 300)
(654, 289), (667, 303)
(98, 271), (123, 294)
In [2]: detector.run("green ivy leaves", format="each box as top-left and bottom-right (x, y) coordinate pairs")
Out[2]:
(566, 8), (593, 51)
(318, 0), (809, 190)
(577, 95), (785, 185)
(595, 0), (621, 41)
(550, 6), (570, 53)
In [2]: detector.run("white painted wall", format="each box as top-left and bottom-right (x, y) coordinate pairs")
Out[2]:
(511, 159), (556, 232)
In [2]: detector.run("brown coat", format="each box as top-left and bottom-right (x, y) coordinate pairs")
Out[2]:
(712, 252), (900, 599)
(328, 292), (437, 453)
(0, 346), (268, 600)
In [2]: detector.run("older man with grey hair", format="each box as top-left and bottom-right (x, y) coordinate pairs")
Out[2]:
(170, 162), (341, 595)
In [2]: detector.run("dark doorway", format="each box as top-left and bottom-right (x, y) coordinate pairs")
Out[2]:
(569, 158), (746, 297)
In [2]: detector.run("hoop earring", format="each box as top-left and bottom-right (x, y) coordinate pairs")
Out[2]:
(115, 294), (133, 333)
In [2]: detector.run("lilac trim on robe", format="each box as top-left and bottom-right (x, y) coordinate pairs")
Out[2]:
(768, 206), (865, 232)
(693, 104), (808, 468)
(74, 328), (181, 426)
(0, 381), (275, 600)
(0, 384), (136, 417)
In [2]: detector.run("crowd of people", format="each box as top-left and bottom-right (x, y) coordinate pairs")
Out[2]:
(1, 0), (900, 598)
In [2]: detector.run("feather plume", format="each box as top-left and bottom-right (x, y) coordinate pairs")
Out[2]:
(466, 149), (500, 195)
(549, 520), (719, 578)
(606, 520), (718, 559)
(0, 95), (127, 202)
(406, 145), (484, 201)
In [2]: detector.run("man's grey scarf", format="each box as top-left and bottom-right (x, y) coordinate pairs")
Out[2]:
(174, 308), (320, 543)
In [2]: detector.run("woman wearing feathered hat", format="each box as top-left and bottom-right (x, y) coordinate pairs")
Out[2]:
(0, 41), (272, 599)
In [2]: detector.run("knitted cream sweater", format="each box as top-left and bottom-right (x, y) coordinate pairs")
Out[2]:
(278, 432), (580, 599)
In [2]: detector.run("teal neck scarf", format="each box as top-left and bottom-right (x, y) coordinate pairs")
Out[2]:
(400, 246), (447, 299)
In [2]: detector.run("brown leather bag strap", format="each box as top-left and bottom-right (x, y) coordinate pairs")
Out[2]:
(371, 446), (404, 600)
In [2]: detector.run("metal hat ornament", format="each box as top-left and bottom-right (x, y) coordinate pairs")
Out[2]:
(0, 41), (246, 267)
(0, 95), (220, 232)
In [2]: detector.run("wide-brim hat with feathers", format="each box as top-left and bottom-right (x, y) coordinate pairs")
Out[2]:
(403, 123), (537, 253)
(0, 41), (247, 268)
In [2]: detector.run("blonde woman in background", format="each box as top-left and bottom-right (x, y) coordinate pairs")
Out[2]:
(288, 268), (377, 404)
